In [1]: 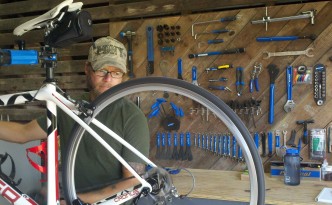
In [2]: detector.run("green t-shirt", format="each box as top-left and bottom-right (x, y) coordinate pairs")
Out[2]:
(37, 96), (150, 192)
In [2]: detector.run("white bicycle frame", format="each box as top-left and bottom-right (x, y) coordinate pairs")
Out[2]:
(0, 82), (155, 205)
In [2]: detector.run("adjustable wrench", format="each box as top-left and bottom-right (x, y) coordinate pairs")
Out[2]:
(263, 48), (314, 59)
(284, 65), (296, 112)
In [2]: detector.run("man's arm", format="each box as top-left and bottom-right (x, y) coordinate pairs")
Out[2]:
(0, 119), (47, 143)
(77, 162), (145, 204)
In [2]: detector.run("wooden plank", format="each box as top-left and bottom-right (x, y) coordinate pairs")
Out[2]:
(0, 0), (109, 16)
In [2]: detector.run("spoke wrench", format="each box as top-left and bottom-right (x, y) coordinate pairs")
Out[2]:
(313, 64), (326, 106)
(284, 65), (296, 112)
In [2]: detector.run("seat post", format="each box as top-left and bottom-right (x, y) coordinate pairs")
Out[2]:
(41, 45), (57, 83)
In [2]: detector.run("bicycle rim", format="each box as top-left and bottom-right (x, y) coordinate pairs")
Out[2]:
(62, 77), (265, 205)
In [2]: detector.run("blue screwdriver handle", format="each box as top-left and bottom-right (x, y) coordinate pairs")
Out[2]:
(249, 79), (254, 93)
(207, 39), (224, 44)
(268, 84), (275, 124)
(256, 36), (299, 42)
(254, 77), (260, 91)
(211, 29), (229, 34)
(220, 16), (237, 22)
(254, 132), (259, 149)
(268, 132), (273, 155)
(208, 85), (227, 90)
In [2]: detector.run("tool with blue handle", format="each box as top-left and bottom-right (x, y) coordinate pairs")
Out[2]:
(284, 65), (296, 112)
(238, 145), (244, 162)
(146, 26), (154, 75)
(210, 135), (213, 152)
(161, 132), (166, 159)
(171, 132), (179, 160)
(208, 77), (228, 82)
(202, 134), (205, 150)
(218, 136), (222, 156)
(296, 119), (314, 144)
(188, 47), (245, 58)
(256, 34), (316, 42)
(268, 64), (280, 124)
(236, 67), (245, 96)
(156, 132), (161, 159)
(254, 132), (259, 149)
(197, 133), (201, 148)
(179, 133), (186, 160)
(185, 132), (193, 161)
(177, 58), (183, 80)
(275, 131), (281, 157)
(192, 66), (198, 86)
(208, 85), (231, 92)
(232, 136), (237, 160)
(205, 64), (233, 73)
(166, 132), (172, 159)
(191, 16), (237, 37)
(261, 132), (266, 157)
(213, 135), (217, 154)
(268, 131), (273, 157)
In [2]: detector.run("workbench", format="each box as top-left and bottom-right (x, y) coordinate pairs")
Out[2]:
(172, 169), (332, 205)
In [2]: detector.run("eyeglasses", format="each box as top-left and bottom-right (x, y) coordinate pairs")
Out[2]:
(93, 69), (124, 78)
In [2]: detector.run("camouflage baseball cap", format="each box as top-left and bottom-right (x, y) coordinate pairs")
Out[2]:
(88, 36), (127, 73)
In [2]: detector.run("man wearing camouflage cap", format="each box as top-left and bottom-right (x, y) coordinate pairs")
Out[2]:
(0, 36), (150, 205)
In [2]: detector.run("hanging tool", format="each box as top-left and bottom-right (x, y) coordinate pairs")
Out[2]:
(146, 26), (154, 75)
(286, 129), (297, 147)
(251, 8), (316, 31)
(261, 132), (267, 157)
(236, 67), (244, 96)
(192, 66), (198, 86)
(232, 136), (237, 160)
(296, 119), (314, 144)
(191, 16), (237, 37)
(166, 132), (172, 159)
(177, 58), (183, 80)
(179, 133), (186, 160)
(256, 34), (316, 42)
(208, 77), (228, 82)
(263, 48), (314, 59)
(205, 64), (233, 73)
(161, 132), (166, 159)
(268, 64), (280, 124)
(313, 64), (326, 106)
(120, 30), (136, 78)
(249, 62), (262, 93)
(275, 130), (281, 157)
(238, 144), (244, 162)
(278, 130), (288, 157)
(197, 133), (201, 149)
(268, 131), (273, 157)
(198, 39), (224, 48)
(194, 29), (234, 39)
(208, 85), (231, 92)
(284, 65), (296, 112)
(328, 126), (331, 153)
(185, 132), (193, 161)
(189, 47), (245, 58)
(172, 133), (179, 160)
(156, 132), (161, 159)
(254, 132), (259, 149)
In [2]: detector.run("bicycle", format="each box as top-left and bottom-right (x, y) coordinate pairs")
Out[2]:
(0, 0), (265, 204)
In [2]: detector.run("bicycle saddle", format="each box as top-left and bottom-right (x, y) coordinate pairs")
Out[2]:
(13, 0), (83, 36)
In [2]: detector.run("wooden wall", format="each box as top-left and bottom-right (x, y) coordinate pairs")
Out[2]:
(0, 0), (331, 174)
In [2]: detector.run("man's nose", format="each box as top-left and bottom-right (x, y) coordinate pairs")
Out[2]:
(102, 73), (113, 81)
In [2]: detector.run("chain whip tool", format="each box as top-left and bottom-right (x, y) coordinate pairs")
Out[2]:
(268, 64), (279, 124)
(251, 8), (316, 31)
(284, 65), (295, 112)
(263, 47), (314, 59)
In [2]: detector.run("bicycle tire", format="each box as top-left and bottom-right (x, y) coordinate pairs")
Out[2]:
(62, 77), (265, 205)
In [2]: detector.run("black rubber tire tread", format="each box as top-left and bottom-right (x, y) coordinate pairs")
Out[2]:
(62, 77), (265, 205)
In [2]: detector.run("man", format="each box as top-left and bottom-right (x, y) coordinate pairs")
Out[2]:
(0, 36), (150, 204)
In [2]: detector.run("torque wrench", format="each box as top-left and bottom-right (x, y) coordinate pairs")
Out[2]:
(146, 26), (154, 75)
(188, 47), (245, 58)
(256, 34), (316, 42)
(268, 64), (280, 124)
(263, 48), (314, 59)
(284, 65), (296, 112)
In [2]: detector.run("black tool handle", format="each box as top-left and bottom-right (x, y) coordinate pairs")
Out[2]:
(261, 132), (266, 157)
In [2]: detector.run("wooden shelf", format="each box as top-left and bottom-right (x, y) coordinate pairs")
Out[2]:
(172, 169), (332, 205)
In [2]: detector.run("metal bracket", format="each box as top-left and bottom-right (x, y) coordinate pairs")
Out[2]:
(251, 7), (316, 31)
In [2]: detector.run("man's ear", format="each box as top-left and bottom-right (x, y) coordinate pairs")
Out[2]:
(84, 62), (90, 75)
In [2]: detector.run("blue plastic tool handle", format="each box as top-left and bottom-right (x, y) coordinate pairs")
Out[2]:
(151, 101), (160, 110)
(214, 136), (217, 153)
(197, 134), (201, 148)
(254, 132), (259, 149)
(254, 77), (260, 91)
(156, 132), (160, 147)
(268, 84), (275, 124)
(192, 66), (197, 81)
(256, 36), (299, 42)
(186, 132), (191, 147)
(275, 135), (280, 148)
(238, 146), (242, 159)
(208, 85), (227, 90)
(177, 58), (182, 76)
(202, 134), (205, 149)
(207, 39), (224, 44)
(148, 108), (159, 118)
(156, 98), (167, 103)
(162, 133), (166, 147)
(2, 49), (39, 65)
(232, 136), (237, 158)
(223, 135), (226, 155)
(220, 16), (237, 22)
(180, 133), (184, 147)
(146, 26), (154, 61)
(297, 138), (302, 153)
(173, 133), (178, 146)
(249, 79), (254, 93)
(210, 29), (229, 34)
(170, 102), (179, 116)
(179, 107), (184, 117)
(218, 136), (222, 155)
(286, 65), (293, 100)
(167, 132), (172, 146)
(268, 132), (273, 154)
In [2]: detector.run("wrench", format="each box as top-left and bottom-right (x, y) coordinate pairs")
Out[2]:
(263, 48), (314, 59)
(284, 65), (296, 112)
(277, 130), (288, 157)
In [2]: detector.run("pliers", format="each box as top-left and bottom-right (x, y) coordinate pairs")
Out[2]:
(249, 63), (262, 93)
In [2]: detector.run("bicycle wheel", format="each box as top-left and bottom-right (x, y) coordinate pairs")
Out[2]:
(62, 77), (265, 205)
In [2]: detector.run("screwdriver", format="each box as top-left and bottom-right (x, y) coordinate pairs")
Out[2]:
(205, 64), (233, 73)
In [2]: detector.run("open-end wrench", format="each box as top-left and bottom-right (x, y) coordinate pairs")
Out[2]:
(263, 48), (314, 59)
(278, 130), (288, 157)
(275, 130), (281, 157)
(284, 65), (296, 112)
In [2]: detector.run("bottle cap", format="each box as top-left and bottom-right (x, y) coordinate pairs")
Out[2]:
(286, 148), (299, 155)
